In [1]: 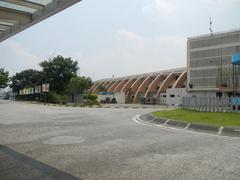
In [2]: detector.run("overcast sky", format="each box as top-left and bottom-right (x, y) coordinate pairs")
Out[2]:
(0, 0), (240, 80)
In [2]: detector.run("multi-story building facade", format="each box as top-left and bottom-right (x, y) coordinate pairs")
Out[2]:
(187, 29), (240, 97)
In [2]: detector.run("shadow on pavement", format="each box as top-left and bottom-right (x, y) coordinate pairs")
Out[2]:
(0, 145), (82, 180)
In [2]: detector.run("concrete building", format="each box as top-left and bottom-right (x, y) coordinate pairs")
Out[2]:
(91, 29), (240, 106)
(187, 29), (240, 97)
(90, 68), (187, 105)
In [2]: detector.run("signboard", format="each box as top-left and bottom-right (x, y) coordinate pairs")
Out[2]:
(34, 86), (42, 94)
(19, 89), (23, 95)
(26, 88), (30, 95)
(232, 52), (240, 65)
(42, 83), (50, 92)
(232, 97), (240, 105)
(29, 87), (34, 94)
(23, 88), (27, 95)
(20, 87), (35, 95)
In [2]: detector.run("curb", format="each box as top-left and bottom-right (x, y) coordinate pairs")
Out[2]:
(138, 113), (240, 138)
(28, 102), (161, 109)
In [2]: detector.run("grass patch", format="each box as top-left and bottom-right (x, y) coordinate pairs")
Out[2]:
(153, 109), (240, 127)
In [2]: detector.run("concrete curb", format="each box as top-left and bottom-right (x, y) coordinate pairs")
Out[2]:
(138, 113), (240, 138)
(28, 102), (164, 109)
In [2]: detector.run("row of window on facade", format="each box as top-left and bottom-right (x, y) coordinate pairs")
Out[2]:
(190, 33), (240, 49)
(190, 46), (240, 59)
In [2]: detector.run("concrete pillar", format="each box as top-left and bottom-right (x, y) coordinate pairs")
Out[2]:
(133, 75), (154, 103)
(90, 82), (99, 92)
(144, 74), (163, 98)
(156, 73), (175, 98)
(104, 81), (115, 91)
(92, 81), (105, 93)
(108, 80), (121, 92)
(106, 81), (115, 89)
(122, 77), (143, 103)
(173, 71), (187, 88)
(130, 77), (144, 93)
(120, 78), (136, 93)
(101, 81), (109, 88)
(114, 79), (129, 92)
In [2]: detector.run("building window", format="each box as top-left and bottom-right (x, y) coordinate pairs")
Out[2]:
(170, 95), (175, 98)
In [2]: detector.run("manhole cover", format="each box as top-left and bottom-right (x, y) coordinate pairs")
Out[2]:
(43, 136), (85, 145)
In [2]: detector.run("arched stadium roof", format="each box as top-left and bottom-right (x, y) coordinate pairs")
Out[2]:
(0, 0), (81, 42)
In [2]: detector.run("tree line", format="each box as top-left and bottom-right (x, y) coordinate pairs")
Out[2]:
(0, 55), (97, 104)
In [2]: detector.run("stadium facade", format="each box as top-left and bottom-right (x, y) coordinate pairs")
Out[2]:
(91, 29), (240, 105)
(91, 68), (187, 105)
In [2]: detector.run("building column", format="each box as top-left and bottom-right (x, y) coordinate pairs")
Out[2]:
(173, 71), (187, 88)
(92, 81), (105, 93)
(90, 82), (99, 92)
(120, 78), (136, 93)
(144, 74), (163, 98)
(133, 75), (154, 103)
(156, 73), (175, 98)
(108, 80), (121, 92)
(114, 79), (129, 92)
(128, 77), (144, 103)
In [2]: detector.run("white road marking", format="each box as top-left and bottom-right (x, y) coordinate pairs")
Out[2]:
(132, 115), (240, 141)
(218, 127), (224, 135)
(163, 119), (170, 125)
(184, 123), (191, 129)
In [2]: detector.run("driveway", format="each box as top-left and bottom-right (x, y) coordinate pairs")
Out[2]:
(0, 101), (240, 180)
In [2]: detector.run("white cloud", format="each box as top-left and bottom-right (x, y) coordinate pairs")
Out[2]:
(76, 29), (187, 80)
(0, 40), (42, 75)
(142, 0), (178, 17)
(141, 0), (239, 19)
(0, 33), (186, 81)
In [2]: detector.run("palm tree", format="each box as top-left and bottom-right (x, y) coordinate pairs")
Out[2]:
(69, 76), (92, 103)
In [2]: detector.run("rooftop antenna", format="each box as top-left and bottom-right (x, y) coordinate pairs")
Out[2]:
(209, 17), (213, 35)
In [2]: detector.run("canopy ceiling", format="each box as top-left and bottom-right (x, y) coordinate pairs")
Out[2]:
(0, 0), (81, 42)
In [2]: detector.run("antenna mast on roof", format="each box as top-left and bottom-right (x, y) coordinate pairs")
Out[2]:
(209, 17), (213, 35)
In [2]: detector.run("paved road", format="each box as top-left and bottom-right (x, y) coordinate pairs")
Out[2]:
(0, 101), (240, 180)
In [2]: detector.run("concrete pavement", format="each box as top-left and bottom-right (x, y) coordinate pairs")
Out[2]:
(0, 101), (240, 180)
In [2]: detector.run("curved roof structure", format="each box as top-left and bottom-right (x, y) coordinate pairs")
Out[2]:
(95, 67), (186, 83)
(0, 0), (81, 42)
(91, 67), (187, 103)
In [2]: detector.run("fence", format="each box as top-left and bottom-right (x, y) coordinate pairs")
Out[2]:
(182, 97), (240, 113)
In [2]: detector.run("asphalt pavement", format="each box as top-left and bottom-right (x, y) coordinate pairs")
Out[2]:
(0, 101), (240, 180)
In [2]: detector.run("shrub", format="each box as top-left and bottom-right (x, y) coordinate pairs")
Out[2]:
(83, 93), (99, 105)
(84, 93), (98, 101)
(47, 91), (67, 104)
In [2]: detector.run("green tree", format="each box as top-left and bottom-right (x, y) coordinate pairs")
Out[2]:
(39, 55), (78, 94)
(69, 76), (92, 94)
(68, 76), (92, 103)
(10, 69), (44, 92)
(83, 93), (99, 105)
(0, 68), (9, 88)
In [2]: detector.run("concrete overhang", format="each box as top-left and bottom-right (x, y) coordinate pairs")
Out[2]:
(0, 0), (81, 42)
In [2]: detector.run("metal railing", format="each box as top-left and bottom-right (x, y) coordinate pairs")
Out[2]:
(182, 97), (240, 113)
